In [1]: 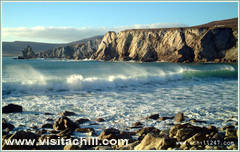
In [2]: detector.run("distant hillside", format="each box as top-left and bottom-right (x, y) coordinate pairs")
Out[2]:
(2, 41), (66, 56)
(2, 35), (104, 57)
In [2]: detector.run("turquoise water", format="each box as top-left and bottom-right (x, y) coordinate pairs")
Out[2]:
(2, 57), (238, 132)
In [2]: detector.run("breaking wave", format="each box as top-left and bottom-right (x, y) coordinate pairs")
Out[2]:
(2, 63), (237, 95)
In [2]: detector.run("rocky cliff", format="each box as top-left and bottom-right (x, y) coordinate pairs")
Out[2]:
(17, 46), (37, 59)
(92, 18), (238, 62)
(36, 36), (103, 59)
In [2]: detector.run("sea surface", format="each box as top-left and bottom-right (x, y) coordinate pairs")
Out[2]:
(2, 57), (238, 133)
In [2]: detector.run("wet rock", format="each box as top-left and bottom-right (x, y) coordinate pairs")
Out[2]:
(98, 128), (133, 142)
(64, 144), (82, 150)
(95, 118), (105, 122)
(2, 119), (15, 131)
(3, 104), (23, 113)
(41, 123), (53, 129)
(223, 125), (235, 130)
(158, 116), (174, 121)
(207, 125), (218, 133)
(53, 116), (78, 131)
(146, 114), (159, 120)
(131, 122), (143, 128)
(189, 119), (207, 123)
(183, 133), (207, 148)
(35, 129), (47, 136)
(58, 128), (73, 137)
(46, 118), (54, 122)
(2, 131), (8, 136)
(174, 112), (184, 122)
(2, 131), (38, 150)
(169, 123), (206, 141)
(136, 127), (160, 138)
(135, 133), (177, 150)
(31, 126), (38, 130)
(75, 128), (95, 135)
(225, 127), (237, 139)
(75, 118), (90, 124)
(59, 111), (76, 116)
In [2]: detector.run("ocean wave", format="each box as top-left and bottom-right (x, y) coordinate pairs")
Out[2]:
(2, 63), (237, 95)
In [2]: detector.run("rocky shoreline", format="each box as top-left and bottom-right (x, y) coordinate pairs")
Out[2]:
(2, 103), (238, 150)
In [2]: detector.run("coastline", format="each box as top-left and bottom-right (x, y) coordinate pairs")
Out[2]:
(2, 104), (238, 150)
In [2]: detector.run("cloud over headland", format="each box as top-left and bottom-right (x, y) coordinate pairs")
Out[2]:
(3, 23), (187, 43)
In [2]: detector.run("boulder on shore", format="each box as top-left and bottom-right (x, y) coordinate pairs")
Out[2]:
(53, 116), (78, 131)
(3, 104), (23, 113)
(174, 112), (184, 122)
(2, 131), (38, 150)
(134, 133), (177, 150)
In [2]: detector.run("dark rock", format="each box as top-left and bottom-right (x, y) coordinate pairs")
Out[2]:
(35, 129), (47, 135)
(59, 111), (76, 116)
(2, 131), (38, 150)
(223, 125), (235, 130)
(31, 126), (38, 130)
(75, 118), (90, 124)
(169, 123), (207, 141)
(89, 123), (99, 126)
(3, 104), (23, 113)
(189, 118), (207, 123)
(131, 122), (143, 128)
(98, 128), (133, 142)
(46, 118), (54, 122)
(136, 127), (160, 138)
(57, 128), (73, 137)
(145, 114), (159, 120)
(174, 112), (184, 122)
(225, 127), (237, 139)
(75, 128), (95, 134)
(158, 116), (174, 121)
(44, 112), (54, 115)
(49, 130), (60, 134)
(207, 125), (218, 133)
(95, 118), (105, 122)
(41, 123), (53, 129)
(53, 116), (78, 131)
(2, 119), (15, 131)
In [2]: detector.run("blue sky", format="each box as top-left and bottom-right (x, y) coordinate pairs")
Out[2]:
(2, 2), (238, 43)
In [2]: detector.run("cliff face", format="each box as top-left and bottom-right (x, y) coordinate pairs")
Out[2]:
(36, 36), (103, 59)
(92, 27), (238, 62)
(93, 18), (238, 63)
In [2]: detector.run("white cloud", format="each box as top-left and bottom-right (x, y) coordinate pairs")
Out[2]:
(2, 23), (188, 43)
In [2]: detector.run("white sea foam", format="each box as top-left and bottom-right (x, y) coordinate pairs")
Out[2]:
(2, 60), (238, 135)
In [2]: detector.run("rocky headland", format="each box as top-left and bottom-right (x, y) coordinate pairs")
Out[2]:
(17, 36), (103, 60)
(2, 104), (238, 150)
(18, 18), (238, 63)
(92, 18), (238, 63)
